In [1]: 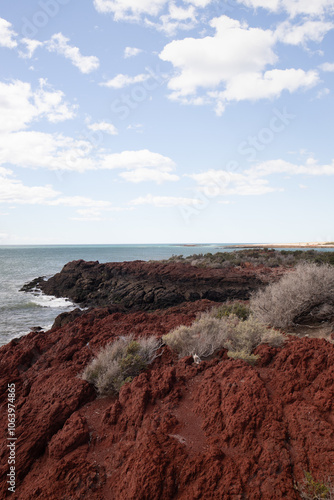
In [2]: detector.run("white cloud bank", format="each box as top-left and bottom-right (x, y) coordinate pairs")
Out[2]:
(188, 158), (334, 197)
(93, 0), (214, 33)
(0, 79), (178, 183)
(0, 167), (114, 211)
(160, 15), (322, 114)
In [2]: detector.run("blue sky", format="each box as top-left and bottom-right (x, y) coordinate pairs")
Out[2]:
(0, 0), (333, 244)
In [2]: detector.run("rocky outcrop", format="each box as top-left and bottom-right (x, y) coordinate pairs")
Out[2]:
(0, 298), (333, 499)
(21, 259), (285, 310)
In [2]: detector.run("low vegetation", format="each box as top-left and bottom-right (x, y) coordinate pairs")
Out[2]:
(215, 301), (250, 321)
(165, 248), (334, 268)
(82, 335), (161, 396)
(296, 471), (334, 500)
(163, 306), (284, 364)
(251, 262), (334, 329)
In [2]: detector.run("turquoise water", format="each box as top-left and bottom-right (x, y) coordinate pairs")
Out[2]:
(0, 244), (229, 346)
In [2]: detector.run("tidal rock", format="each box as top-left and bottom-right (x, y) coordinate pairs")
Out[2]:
(23, 259), (285, 311)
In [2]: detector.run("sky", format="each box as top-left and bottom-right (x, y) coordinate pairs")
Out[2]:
(0, 0), (333, 245)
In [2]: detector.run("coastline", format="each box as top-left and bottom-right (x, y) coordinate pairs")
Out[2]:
(226, 242), (334, 249)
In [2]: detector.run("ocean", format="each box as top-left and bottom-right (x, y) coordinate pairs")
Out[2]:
(0, 244), (231, 346)
(1, 244), (333, 347)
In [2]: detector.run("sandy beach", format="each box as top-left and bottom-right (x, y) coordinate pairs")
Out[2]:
(228, 242), (334, 249)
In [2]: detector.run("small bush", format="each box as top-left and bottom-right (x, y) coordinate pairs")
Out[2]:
(82, 335), (161, 396)
(163, 310), (284, 360)
(296, 471), (333, 500)
(224, 314), (284, 354)
(227, 351), (260, 366)
(215, 301), (250, 321)
(251, 263), (334, 329)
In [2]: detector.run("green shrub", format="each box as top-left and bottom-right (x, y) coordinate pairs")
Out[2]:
(296, 471), (333, 499)
(82, 335), (161, 396)
(227, 351), (260, 366)
(215, 302), (250, 321)
(251, 263), (334, 329)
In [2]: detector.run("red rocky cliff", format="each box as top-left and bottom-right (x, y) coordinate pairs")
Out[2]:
(1, 301), (333, 499)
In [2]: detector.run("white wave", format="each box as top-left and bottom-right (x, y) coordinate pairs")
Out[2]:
(31, 293), (74, 309)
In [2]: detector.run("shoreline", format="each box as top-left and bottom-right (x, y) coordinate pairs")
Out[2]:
(226, 242), (334, 249)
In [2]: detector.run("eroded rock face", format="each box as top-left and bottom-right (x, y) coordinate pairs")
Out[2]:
(22, 259), (284, 310)
(0, 299), (333, 499)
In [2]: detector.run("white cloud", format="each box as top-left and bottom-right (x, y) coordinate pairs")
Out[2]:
(48, 196), (112, 208)
(101, 149), (176, 171)
(0, 168), (59, 205)
(100, 73), (149, 88)
(235, 0), (334, 17)
(0, 131), (96, 172)
(249, 158), (334, 177)
(188, 157), (334, 198)
(160, 15), (321, 113)
(315, 87), (330, 99)
(93, 0), (168, 20)
(130, 194), (202, 207)
(184, 0), (213, 6)
(189, 169), (276, 196)
(46, 33), (100, 74)
(127, 123), (144, 132)
(120, 168), (179, 183)
(0, 79), (76, 133)
(210, 69), (319, 111)
(275, 20), (334, 45)
(0, 131), (178, 183)
(87, 121), (118, 135)
(124, 46), (143, 58)
(151, 3), (197, 35)
(319, 62), (334, 72)
(0, 18), (17, 48)
(160, 16), (277, 96)
(19, 38), (43, 58)
(93, 0), (214, 32)
(0, 168), (116, 214)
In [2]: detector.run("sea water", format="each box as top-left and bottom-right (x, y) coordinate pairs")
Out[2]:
(0, 244), (230, 346)
(1, 244), (332, 347)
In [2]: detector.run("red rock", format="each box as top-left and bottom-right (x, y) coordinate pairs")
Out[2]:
(0, 299), (333, 499)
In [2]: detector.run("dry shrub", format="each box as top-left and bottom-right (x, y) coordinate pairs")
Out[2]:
(163, 312), (226, 358)
(82, 335), (161, 396)
(251, 263), (334, 329)
(163, 309), (284, 362)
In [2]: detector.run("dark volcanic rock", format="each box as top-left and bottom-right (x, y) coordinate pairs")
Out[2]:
(24, 259), (284, 311)
(0, 300), (333, 499)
